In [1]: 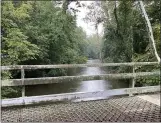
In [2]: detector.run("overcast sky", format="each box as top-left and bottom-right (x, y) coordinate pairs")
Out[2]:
(69, 1), (103, 36)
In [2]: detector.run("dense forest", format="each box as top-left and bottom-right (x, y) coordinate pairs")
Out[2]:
(101, 1), (160, 63)
(100, 1), (160, 86)
(2, 1), (88, 76)
(84, 1), (160, 85)
(1, 1), (87, 98)
(1, 1), (160, 98)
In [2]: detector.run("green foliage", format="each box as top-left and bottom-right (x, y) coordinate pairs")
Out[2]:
(85, 34), (102, 59)
(1, 1), (40, 98)
(102, 1), (160, 85)
(1, 1), (88, 98)
(23, 1), (87, 65)
(102, 1), (134, 64)
(102, 1), (160, 64)
(135, 76), (160, 87)
(1, 1), (39, 66)
(1, 87), (22, 99)
(75, 56), (88, 64)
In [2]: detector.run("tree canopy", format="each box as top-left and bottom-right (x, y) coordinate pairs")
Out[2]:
(1, 1), (160, 98)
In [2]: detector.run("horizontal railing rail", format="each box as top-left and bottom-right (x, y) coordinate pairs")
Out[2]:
(1, 62), (160, 107)
(2, 86), (160, 107)
(2, 71), (160, 86)
(1, 62), (159, 70)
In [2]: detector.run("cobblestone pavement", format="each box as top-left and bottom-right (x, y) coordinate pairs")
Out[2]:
(2, 95), (161, 122)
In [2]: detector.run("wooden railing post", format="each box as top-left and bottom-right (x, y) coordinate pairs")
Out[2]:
(132, 64), (135, 88)
(21, 66), (25, 97)
(129, 64), (135, 96)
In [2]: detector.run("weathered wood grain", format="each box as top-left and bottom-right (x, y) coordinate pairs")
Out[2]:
(1, 62), (159, 70)
(2, 86), (160, 107)
(2, 71), (160, 86)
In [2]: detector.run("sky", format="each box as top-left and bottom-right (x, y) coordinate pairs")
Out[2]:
(69, 1), (103, 36)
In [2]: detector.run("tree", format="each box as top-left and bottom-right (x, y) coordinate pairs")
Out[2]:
(1, 1), (89, 98)
(84, 1), (105, 60)
(102, 0), (134, 65)
(101, 0), (160, 86)
(138, 1), (160, 62)
(1, 1), (40, 98)
(1, 1), (39, 66)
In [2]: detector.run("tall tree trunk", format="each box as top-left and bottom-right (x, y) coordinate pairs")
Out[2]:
(114, 1), (119, 33)
(95, 23), (103, 61)
(102, 1), (111, 25)
(139, 1), (160, 62)
(97, 28), (102, 61)
(62, 0), (70, 14)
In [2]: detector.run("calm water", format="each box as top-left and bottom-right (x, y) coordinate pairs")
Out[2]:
(26, 59), (129, 96)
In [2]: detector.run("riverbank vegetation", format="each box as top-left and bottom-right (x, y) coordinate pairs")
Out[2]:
(101, 1), (160, 62)
(2, 1), (88, 76)
(101, 1), (160, 86)
(1, 1), (89, 98)
(84, 1), (160, 86)
(1, 1), (160, 98)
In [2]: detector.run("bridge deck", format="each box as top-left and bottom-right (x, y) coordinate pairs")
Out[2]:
(2, 93), (160, 122)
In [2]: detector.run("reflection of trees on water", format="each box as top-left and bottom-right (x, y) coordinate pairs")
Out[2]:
(25, 68), (83, 96)
(25, 81), (82, 96)
(25, 60), (130, 96)
(106, 79), (130, 89)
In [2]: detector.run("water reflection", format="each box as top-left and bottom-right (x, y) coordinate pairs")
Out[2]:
(77, 60), (109, 92)
(26, 59), (129, 96)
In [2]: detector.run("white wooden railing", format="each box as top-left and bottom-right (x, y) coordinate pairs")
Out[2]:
(1, 62), (160, 107)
